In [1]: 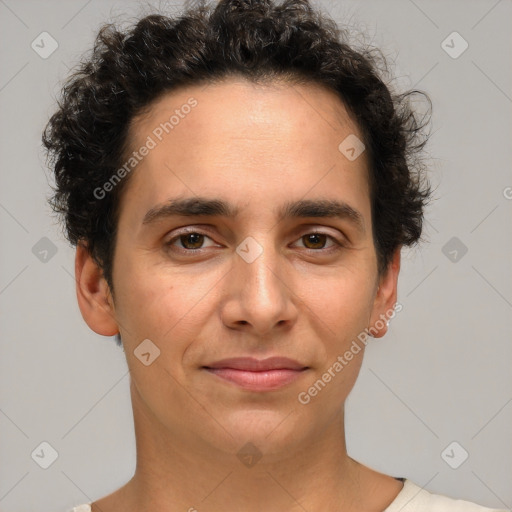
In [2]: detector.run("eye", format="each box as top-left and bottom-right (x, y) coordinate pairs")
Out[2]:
(165, 231), (218, 251)
(293, 232), (343, 251)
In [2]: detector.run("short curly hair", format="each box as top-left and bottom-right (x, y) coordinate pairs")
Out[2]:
(43, 0), (433, 313)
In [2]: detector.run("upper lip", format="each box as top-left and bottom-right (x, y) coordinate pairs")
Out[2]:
(203, 357), (308, 371)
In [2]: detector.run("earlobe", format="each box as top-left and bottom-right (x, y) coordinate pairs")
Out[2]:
(368, 246), (401, 339)
(75, 242), (119, 336)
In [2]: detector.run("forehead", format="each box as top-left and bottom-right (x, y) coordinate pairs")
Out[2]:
(120, 78), (370, 224)
(130, 77), (364, 151)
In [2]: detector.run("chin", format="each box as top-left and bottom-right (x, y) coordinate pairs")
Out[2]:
(219, 408), (306, 453)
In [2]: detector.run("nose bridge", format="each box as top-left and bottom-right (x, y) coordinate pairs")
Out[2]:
(230, 232), (292, 330)
(236, 233), (282, 300)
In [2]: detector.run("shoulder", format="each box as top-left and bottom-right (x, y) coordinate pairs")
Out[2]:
(384, 479), (507, 512)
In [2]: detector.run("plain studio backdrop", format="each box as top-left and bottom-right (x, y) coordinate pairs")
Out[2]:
(0, 0), (511, 511)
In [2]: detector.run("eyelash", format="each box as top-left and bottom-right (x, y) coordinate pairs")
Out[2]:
(164, 229), (346, 255)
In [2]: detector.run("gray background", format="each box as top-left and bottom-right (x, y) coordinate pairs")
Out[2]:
(0, 0), (511, 511)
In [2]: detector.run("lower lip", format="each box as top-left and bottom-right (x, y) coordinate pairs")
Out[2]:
(204, 368), (307, 391)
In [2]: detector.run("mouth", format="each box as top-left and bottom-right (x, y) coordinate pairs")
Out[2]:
(202, 357), (309, 392)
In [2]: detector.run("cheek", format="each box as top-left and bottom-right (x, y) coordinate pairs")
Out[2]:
(301, 268), (374, 336)
(113, 256), (223, 348)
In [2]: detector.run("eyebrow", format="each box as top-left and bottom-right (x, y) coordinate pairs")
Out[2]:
(142, 196), (365, 234)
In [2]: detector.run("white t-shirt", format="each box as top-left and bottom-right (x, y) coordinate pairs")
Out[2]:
(383, 479), (507, 511)
(70, 479), (507, 512)
(69, 479), (507, 511)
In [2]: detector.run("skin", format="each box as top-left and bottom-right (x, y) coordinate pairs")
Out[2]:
(76, 78), (403, 511)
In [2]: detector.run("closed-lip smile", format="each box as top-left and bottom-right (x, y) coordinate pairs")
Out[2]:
(202, 357), (309, 391)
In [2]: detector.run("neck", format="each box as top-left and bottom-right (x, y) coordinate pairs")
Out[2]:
(120, 381), (367, 512)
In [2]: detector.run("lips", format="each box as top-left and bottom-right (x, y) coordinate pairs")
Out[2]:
(202, 357), (309, 391)
(204, 357), (307, 371)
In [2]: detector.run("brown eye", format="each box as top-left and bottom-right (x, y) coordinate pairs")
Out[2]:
(302, 233), (329, 249)
(177, 233), (205, 249)
(292, 232), (345, 253)
(165, 231), (217, 252)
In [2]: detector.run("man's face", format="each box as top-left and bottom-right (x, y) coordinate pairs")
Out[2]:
(106, 78), (395, 457)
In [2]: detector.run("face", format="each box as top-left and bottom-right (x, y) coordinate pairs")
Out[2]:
(78, 78), (400, 460)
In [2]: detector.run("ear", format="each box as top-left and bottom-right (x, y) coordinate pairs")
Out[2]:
(75, 242), (119, 336)
(368, 246), (401, 339)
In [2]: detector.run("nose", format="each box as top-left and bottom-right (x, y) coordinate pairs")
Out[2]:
(220, 236), (299, 338)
